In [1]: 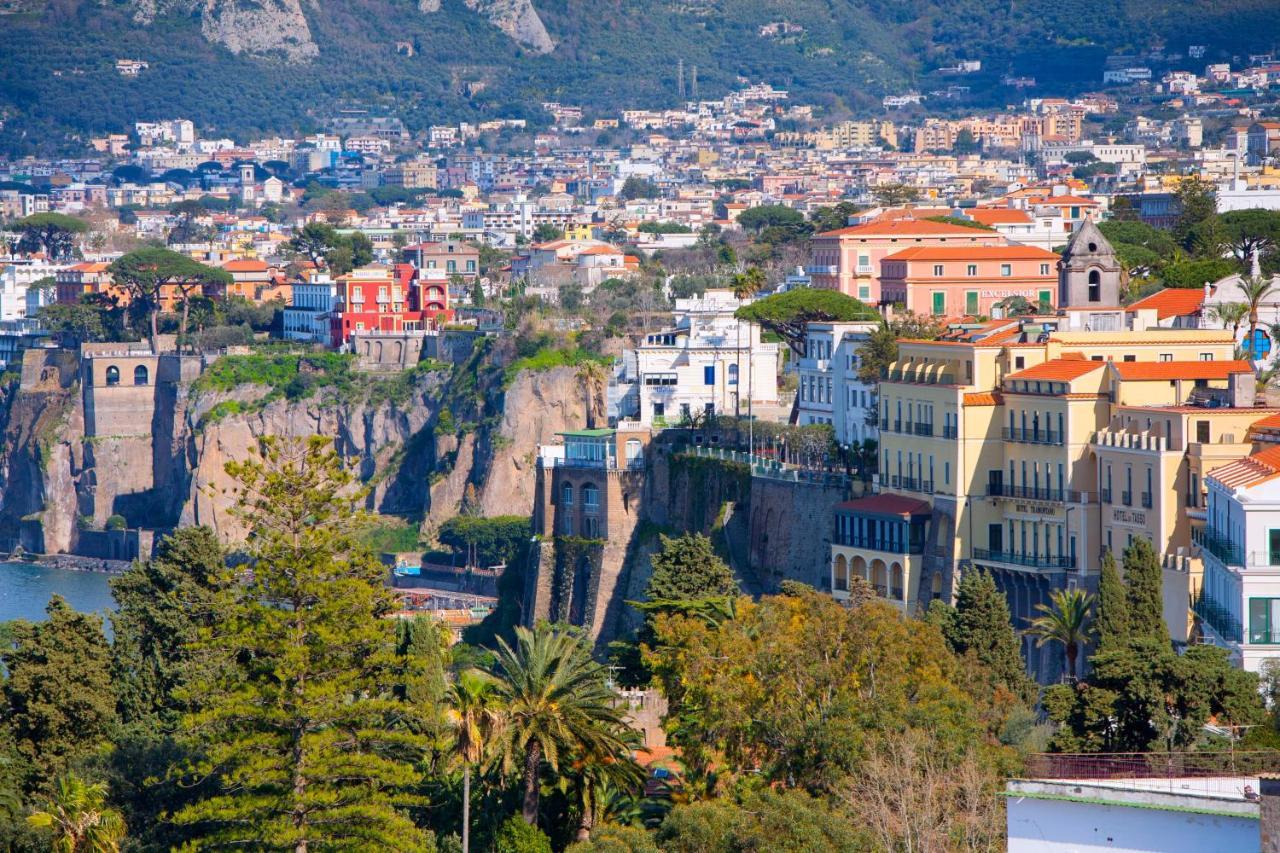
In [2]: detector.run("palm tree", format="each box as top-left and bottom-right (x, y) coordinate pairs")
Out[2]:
(1241, 276), (1277, 358)
(1209, 302), (1250, 344)
(492, 623), (630, 827)
(1027, 588), (1095, 682)
(446, 669), (504, 853)
(26, 773), (126, 853)
(566, 737), (646, 842)
(576, 360), (608, 429)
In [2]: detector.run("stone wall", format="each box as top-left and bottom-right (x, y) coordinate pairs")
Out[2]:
(746, 475), (847, 592)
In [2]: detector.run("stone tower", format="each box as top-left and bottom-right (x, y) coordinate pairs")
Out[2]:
(1058, 219), (1121, 307)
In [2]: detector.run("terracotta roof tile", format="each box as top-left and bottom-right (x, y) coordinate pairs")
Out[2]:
(964, 391), (1002, 405)
(817, 218), (1006, 238)
(883, 245), (1059, 262)
(1007, 358), (1106, 382)
(1111, 360), (1253, 381)
(1127, 288), (1207, 319)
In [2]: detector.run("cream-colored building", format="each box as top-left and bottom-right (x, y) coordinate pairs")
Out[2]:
(832, 223), (1278, 679)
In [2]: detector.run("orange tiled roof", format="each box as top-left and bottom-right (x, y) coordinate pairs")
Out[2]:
(1007, 358), (1106, 382)
(222, 259), (269, 272)
(1111, 360), (1253, 381)
(817, 218), (1005, 238)
(1127, 288), (1206, 319)
(1208, 445), (1280, 490)
(883, 245), (1059, 262)
(963, 391), (1002, 405)
(965, 209), (1033, 225)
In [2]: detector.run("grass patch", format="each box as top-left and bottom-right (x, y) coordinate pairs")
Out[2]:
(503, 346), (611, 387)
(357, 515), (424, 554)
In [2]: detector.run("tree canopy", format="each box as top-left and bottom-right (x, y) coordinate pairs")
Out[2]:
(735, 289), (879, 355)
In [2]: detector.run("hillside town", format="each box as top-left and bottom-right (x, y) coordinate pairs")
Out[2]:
(10, 53), (1280, 853)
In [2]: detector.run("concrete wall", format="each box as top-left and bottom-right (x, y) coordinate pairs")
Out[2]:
(1008, 794), (1257, 853)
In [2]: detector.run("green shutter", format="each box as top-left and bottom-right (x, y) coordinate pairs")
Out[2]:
(965, 291), (978, 315)
(932, 291), (946, 315)
(1039, 290), (1052, 310)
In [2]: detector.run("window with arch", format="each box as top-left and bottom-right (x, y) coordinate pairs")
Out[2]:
(890, 564), (904, 600)
(581, 483), (600, 512)
(1087, 269), (1101, 302)
(931, 573), (943, 600)
(834, 555), (849, 592)
(133, 365), (149, 386)
(561, 483), (574, 506)
(105, 365), (120, 386)
(728, 363), (739, 386)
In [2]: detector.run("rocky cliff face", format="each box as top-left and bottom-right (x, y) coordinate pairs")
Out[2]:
(0, 359), (594, 553)
(120, 0), (552, 61)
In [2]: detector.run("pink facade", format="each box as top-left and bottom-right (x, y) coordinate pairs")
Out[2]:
(878, 246), (1060, 318)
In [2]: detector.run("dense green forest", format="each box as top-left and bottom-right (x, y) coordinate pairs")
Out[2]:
(2, 0), (1280, 154)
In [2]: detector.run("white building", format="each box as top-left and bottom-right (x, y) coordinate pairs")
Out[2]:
(795, 321), (880, 448)
(282, 271), (338, 343)
(0, 260), (65, 321)
(610, 290), (778, 426)
(1197, 440), (1280, 673)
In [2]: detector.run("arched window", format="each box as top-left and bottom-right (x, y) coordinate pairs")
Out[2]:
(834, 555), (849, 592)
(872, 560), (888, 597)
(581, 483), (600, 512)
(931, 572), (943, 600)
(133, 365), (149, 386)
(105, 365), (120, 386)
(891, 564), (905, 600)
(1087, 269), (1101, 302)
(728, 363), (739, 386)
(561, 483), (574, 506)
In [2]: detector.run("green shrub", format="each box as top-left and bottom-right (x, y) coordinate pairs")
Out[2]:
(105, 514), (127, 531)
(494, 816), (552, 853)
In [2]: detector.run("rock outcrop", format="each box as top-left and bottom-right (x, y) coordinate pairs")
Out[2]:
(459, 0), (554, 54)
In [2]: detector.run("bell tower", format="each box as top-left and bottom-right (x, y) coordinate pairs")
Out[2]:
(1058, 219), (1121, 307)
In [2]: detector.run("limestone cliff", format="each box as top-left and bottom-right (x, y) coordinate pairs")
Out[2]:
(0, 356), (596, 553)
(458, 0), (554, 54)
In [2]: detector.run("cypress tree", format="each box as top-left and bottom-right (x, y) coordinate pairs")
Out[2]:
(171, 437), (431, 850)
(1094, 550), (1130, 649)
(945, 570), (1034, 701)
(1122, 537), (1168, 646)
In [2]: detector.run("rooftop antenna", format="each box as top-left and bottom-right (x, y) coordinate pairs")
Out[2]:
(691, 65), (699, 101)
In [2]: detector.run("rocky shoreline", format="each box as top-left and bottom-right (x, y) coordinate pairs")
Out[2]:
(3, 553), (130, 574)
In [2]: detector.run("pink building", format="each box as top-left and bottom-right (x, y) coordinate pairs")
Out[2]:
(879, 245), (1061, 317)
(808, 218), (1008, 303)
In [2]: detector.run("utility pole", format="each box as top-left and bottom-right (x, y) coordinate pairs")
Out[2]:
(691, 65), (699, 102)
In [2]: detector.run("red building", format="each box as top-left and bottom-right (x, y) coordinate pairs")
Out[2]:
(329, 263), (451, 348)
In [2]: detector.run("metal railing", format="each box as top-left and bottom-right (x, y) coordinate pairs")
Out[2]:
(1141, 492), (1153, 509)
(1002, 427), (1064, 446)
(972, 548), (1073, 569)
(942, 425), (959, 439)
(1101, 487), (1112, 503)
(1023, 751), (1280, 781)
(1121, 490), (1132, 506)
(987, 484), (1082, 503)
(1194, 590), (1243, 642)
(1195, 528), (1245, 567)
(912, 422), (934, 437)
(889, 475), (934, 494)
(834, 534), (925, 555)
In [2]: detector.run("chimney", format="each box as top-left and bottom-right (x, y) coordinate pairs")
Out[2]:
(1261, 776), (1280, 852)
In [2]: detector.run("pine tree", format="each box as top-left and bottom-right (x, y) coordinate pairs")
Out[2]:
(171, 437), (431, 850)
(1122, 537), (1168, 646)
(0, 597), (116, 794)
(943, 570), (1034, 702)
(645, 533), (738, 602)
(110, 525), (227, 730)
(1095, 550), (1130, 649)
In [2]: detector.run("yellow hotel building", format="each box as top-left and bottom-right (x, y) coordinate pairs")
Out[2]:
(830, 223), (1278, 680)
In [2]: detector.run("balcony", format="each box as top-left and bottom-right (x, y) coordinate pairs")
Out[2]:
(1101, 488), (1112, 503)
(1141, 492), (1153, 509)
(1193, 591), (1242, 643)
(880, 419), (890, 432)
(1194, 528), (1244, 567)
(1001, 427), (1064, 446)
(942, 425), (959, 439)
(835, 534), (925, 555)
(973, 548), (1074, 570)
(880, 369), (958, 386)
(912, 423), (934, 437)
(986, 484), (1083, 503)
(1121, 490), (1132, 506)
(888, 475), (934, 494)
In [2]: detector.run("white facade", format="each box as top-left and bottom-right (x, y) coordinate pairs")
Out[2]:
(611, 290), (778, 426)
(1199, 457), (1280, 673)
(282, 272), (337, 343)
(0, 261), (65, 321)
(795, 321), (879, 447)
